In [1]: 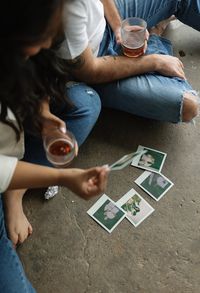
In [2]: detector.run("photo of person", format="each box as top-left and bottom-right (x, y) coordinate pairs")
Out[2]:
(135, 171), (174, 201)
(117, 189), (154, 227)
(138, 153), (155, 167)
(131, 146), (167, 173)
(87, 194), (125, 233)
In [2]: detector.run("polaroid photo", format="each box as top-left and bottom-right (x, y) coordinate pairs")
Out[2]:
(135, 171), (174, 201)
(87, 194), (126, 233)
(131, 145), (167, 173)
(109, 149), (147, 171)
(116, 188), (154, 227)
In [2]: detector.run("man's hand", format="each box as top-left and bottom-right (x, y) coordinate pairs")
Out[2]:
(153, 54), (186, 79)
(114, 27), (149, 54)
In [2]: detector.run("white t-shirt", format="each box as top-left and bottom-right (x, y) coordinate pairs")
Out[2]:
(0, 105), (24, 193)
(58, 0), (106, 59)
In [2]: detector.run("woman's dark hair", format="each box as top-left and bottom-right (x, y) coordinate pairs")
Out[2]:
(0, 0), (70, 140)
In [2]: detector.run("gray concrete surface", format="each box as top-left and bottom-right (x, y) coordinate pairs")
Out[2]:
(19, 21), (200, 293)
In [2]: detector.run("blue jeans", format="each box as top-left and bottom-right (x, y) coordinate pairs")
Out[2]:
(86, 0), (200, 123)
(94, 0), (200, 123)
(0, 196), (36, 293)
(24, 83), (101, 166)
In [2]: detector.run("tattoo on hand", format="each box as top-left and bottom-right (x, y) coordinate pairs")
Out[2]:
(65, 55), (85, 70)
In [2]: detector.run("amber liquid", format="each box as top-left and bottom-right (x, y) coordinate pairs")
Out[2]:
(122, 43), (145, 58)
(49, 140), (72, 156)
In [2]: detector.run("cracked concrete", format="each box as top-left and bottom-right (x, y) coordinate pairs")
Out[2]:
(18, 21), (200, 293)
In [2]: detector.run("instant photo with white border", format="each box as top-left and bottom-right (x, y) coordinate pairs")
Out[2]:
(131, 145), (167, 173)
(87, 194), (126, 233)
(116, 188), (154, 227)
(135, 171), (174, 201)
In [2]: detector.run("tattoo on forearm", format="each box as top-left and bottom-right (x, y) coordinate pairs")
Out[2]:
(102, 56), (117, 61)
(65, 54), (85, 70)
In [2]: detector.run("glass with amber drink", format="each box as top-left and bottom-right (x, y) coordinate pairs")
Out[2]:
(121, 17), (147, 58)
(43, 128), (76, 168)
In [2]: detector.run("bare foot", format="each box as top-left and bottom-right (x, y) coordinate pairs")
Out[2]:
(3, 189), (33, 247)
(149, 15), (176, 36)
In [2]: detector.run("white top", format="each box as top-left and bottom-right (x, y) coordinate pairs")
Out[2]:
(58, 0), (106, 59)
(0, 104), (24, 193)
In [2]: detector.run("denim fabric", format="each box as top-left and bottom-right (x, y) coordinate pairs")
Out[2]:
(95, 0), (200, 123)
(114, 0), (200, 30)
(23, 83), (101, 166)
(0, 196), (36, 293)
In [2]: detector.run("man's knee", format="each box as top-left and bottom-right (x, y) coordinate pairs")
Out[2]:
(182, 92), (199, 122)
(66, 82), (101, 118)
(84, 88), (101, 118)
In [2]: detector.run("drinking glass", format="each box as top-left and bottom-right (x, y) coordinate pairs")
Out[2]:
(121, 17), (147, 58)
(43, 128), (76, 168)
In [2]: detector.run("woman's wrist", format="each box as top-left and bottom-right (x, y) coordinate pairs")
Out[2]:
(56, 168), (72, 187)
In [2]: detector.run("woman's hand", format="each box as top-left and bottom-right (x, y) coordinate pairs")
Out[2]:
(40, 99), (66, 135)
(40, 98), (78, 155)
(60, 166), (110, 199)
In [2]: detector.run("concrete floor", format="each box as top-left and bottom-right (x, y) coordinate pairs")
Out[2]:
(19, 21), (200, 293)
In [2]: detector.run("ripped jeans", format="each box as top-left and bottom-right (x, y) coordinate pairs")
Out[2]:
(46, 0), (200, 127)
(94, 0), (200, 123)
(96, 35), (198, 123)
(60, 0), (200, 124)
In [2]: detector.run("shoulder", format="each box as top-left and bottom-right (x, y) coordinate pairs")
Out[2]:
(63, 0), (102, 19)
(63, 0), (87, 16)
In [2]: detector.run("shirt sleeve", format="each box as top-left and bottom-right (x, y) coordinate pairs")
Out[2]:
(0, 155), (18, 193)
(57, 0), (89, 59)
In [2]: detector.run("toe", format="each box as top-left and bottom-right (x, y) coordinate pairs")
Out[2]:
(28, 224), (33, 235)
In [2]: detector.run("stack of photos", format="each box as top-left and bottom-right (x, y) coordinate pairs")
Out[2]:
(87, 145), (174, 233)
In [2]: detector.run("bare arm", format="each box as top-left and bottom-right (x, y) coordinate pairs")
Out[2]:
(8, 161), (62, 190)
(100, 0), (121, 37)
(66, 47), (186, 84)
(7, 161), (109, 199)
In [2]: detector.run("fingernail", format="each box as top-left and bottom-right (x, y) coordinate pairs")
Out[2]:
(102, 164), (110, 171)
(102, 164), (109, 168)
(60, 127), (66, 133)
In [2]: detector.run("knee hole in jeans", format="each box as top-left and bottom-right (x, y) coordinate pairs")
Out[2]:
(182, 92), (199, 122)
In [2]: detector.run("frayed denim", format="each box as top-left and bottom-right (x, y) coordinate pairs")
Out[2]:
(94, 0), (200, 123)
